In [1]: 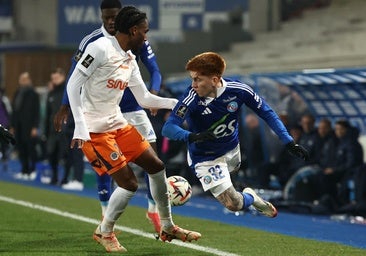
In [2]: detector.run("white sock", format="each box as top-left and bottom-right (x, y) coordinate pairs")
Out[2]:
(148, 170), (174, 229)
(147, 198), (157, 213)
(101, 187), (135, 233)
(100, 201), (108, 218)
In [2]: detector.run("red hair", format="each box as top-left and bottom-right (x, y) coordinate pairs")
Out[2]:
(185, 52), (226, 77)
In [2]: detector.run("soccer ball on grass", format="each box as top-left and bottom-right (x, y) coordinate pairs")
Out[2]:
(167, 175), (192, 206)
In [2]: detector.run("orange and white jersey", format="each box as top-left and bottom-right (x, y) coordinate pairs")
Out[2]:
(76, 36), (134, 133)
(67, 36), (177, 140)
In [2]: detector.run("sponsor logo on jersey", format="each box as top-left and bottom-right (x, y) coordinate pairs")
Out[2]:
(227, 101), (238, 112)
(106, 79), (128, 90)
(176, 104), (188, 118)
(81, 54), (94, 68)
(203, 175), (212, 184)
(74, 50), (83, 62)
(110, 151), (119, 161)
(202, 107), (212, 115)
(223, 96), (237, 103)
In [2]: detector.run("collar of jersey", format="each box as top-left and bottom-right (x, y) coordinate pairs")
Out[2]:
(216, 78), (226, 98)
(204, 78), (226, 103)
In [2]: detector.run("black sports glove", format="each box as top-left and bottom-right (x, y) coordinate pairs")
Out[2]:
(188, 131), (216, 143)
(286, 141), (308, 161)
(0, 125), (15, 145)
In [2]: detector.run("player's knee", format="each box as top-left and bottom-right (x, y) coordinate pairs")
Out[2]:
(122, 180), (138, 192)
(148, 158), (165, 174)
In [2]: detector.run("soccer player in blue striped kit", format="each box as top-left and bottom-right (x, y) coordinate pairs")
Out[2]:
(162, 52), (309, 217)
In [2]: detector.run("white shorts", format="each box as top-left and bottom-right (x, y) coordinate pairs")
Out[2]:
(194, 144), (241, 197)
(123, 110), (156, 143)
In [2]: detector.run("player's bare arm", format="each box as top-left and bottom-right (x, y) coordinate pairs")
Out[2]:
(54, 105), (70, 132)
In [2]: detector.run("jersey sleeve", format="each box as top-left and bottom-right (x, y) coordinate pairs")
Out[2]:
(75, 41), (106, 76)
(62, 30), (103, 106)
(61, 56), (78, 105)
(128, 60), (178, 109)
(161, 89), (192, 142)
(242, 87), (293, 144)
(139, 40), (162, 92)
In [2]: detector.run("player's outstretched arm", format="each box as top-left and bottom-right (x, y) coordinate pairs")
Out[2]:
(129, 79), (177, 110)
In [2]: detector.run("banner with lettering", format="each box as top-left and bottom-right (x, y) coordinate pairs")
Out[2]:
(57, 0), (247, 45)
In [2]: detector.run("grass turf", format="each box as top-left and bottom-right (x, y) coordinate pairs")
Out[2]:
(0, 180), (365, 256)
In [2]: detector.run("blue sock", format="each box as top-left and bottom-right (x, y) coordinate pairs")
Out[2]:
(242, 192), (254, 210)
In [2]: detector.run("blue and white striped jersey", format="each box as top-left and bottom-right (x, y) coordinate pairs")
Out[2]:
(162, 77), (293, 166)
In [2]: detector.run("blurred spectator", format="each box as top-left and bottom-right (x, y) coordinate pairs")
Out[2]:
(44, 68), (68, 185)
(286, 91), (310, 128)
(241, 113), (265, 186)
(337, 163), (366, 216)
(315, 119), (364, 211)
(298, 113), (317, 163)
(11, 72), (40, 180)
(259, 124), (306, 189)
(313, 118), (337, 168)
(61, 112), (85, 191)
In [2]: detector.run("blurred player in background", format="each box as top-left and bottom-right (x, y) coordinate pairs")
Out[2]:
(66, 6), (201, 252)
(162, 52), (309, 218)
(54, 0), (162, 233)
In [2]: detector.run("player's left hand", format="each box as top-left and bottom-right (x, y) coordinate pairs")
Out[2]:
(0, 125), (15, 145)
(286, 141), (309, 161)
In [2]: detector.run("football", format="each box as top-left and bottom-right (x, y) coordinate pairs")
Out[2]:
(167, 175), (192, 206)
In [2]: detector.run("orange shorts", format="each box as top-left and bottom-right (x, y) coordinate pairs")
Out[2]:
(82, 124), (150, 176)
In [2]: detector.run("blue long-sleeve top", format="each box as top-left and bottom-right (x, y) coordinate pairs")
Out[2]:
(162, 78), (293, 167)
(61, 25), (161, 112)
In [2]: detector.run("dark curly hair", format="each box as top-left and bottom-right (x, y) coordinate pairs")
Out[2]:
(114, 6), (147, 34)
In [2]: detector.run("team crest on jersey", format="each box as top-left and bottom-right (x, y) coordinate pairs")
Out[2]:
(227, 101), (238, 112)
(176, 104), (188, 118)
(81, 54), (94, 68)
(203, 175), (212, 184)
(74, 50), (83, 62)
(110, 151), (119, 161)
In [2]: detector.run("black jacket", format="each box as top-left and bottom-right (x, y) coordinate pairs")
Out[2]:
(11, 86), (40, 140)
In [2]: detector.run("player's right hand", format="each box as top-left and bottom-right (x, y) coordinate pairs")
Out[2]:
(188, 131), (216, 143)
(54, 105), (70, 132)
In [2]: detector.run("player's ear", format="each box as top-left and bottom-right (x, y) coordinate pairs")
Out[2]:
(212, 75), (220, 84)
(129, 26), (137, 36)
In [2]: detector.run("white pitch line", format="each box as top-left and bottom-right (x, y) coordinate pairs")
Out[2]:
(0, 195), (239, 256)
